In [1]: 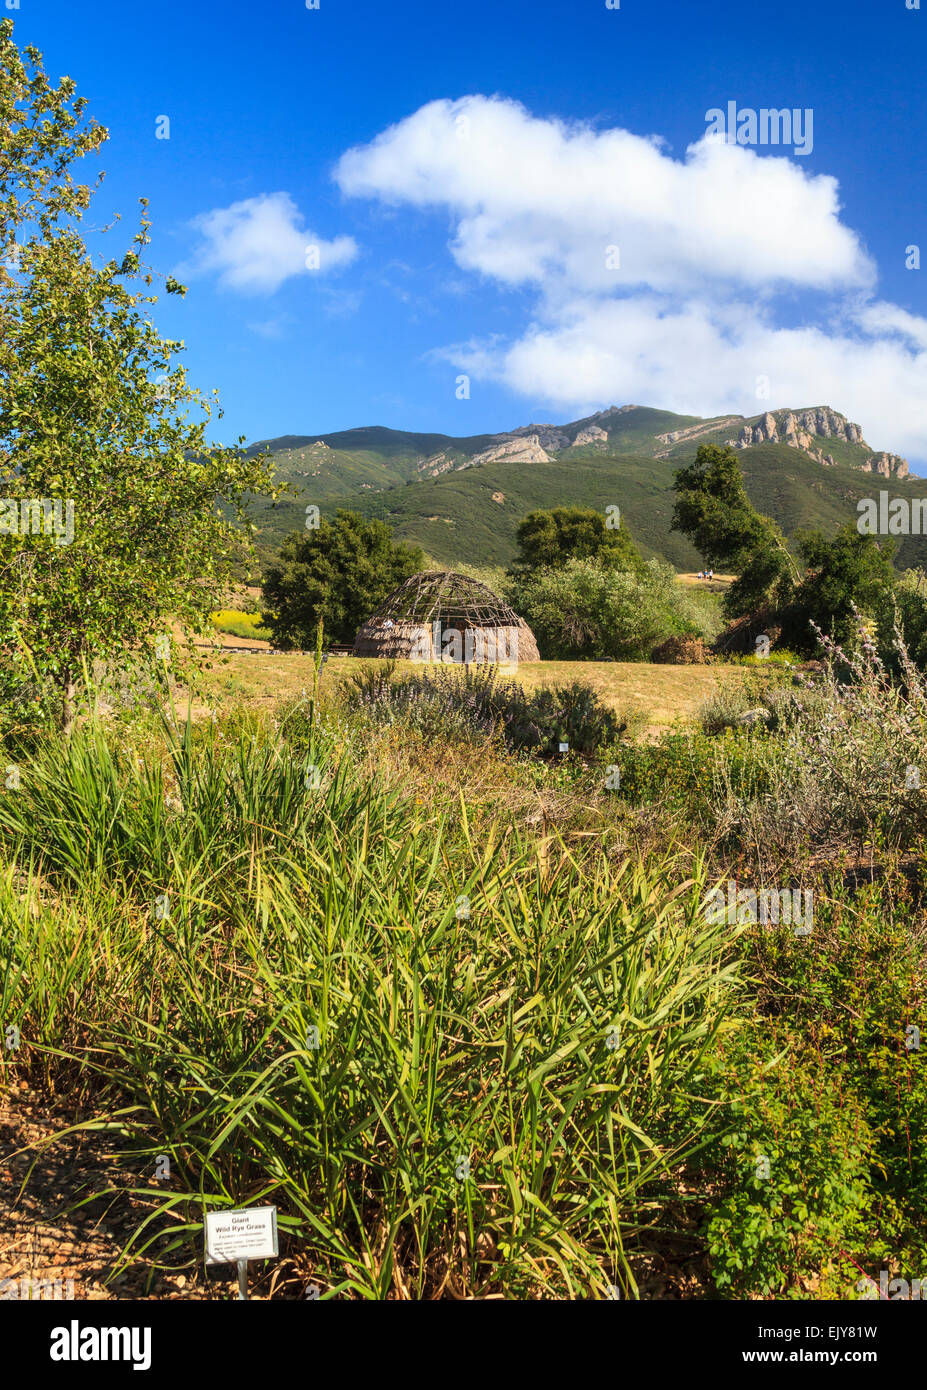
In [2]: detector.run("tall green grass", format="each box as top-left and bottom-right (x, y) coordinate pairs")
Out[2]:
(0, 715), (743, 1298)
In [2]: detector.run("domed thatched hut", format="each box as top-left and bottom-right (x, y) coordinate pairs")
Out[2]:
(353, 570), (540, 664)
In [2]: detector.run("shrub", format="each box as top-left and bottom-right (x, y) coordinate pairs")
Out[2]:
(696, 671), (813, 734)
(651, 635), (709, 664)
(704, 1033), (876, 1298)
(742, 619), (927, 856)
(876, 568), (927, 674)
(507, 557), (703, 661)
(615, 727), (783, 824)
(342, 663), (628, 756)
(703, 882), (927, 1297)
(344, 662), (498, 744)
(698, 681), (757, 734)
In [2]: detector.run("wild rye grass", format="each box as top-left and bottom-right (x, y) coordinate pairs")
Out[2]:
(0, 714), (743, 1298)
(3, 632), (926, 1299)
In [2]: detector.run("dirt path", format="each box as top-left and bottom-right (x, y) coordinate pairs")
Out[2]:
(0, 1084), (260, 1300)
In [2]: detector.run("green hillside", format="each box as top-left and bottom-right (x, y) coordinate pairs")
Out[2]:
(356, 448), (703, 569)
(244, 424), (496, 563)
(356, 443), (927, 571)
(244, 405), (927, 573)
(590, 405), (706, 451)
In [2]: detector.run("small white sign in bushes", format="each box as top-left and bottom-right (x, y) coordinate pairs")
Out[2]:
(206, 1205), (278, 1264)
(205, 1206), (279, 1298)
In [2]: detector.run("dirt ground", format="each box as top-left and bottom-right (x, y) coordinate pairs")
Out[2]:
(0, 1083), (303, 1301)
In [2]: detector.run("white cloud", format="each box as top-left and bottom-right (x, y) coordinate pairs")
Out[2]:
(335, 96), (872, 296)
(856, 300), (927, 352)
(447, 297), (927, 457)
(335, 95), (927, 461)
(184, 192), (358, 294)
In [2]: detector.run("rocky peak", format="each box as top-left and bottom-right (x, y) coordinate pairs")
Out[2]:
(465, 434), (552, 469)
(733, 406), (909, 479)
(737, 407), (866, 450)
(571, 424), (609, 447)
(504, 423), (571, 451)
(861, 451), (909, 480)
(656, 415), (743, 456)
(417, 450), (457, 478)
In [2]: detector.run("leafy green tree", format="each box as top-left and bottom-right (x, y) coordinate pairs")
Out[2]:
(672, 444), (796, 616)
(724, 544), (795, 621)
(512, 506), (645, 575)
(262, 510), (425, 648)
(876, 568), (927, 674)
(0, 20), (275, 732)
(673, 447), (900, 645)
(783, 524), (896, 652)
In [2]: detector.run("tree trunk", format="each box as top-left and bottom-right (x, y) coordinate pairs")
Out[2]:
(61, 678), (78, 737)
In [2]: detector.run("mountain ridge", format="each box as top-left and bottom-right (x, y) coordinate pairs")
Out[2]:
(242, 403), (924, 573)
(245, 402), (912, 483)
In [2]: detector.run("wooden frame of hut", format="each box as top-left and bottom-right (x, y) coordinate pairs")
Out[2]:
(353, 570), (540, 664)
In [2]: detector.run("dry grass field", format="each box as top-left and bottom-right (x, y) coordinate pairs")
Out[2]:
(677, 571), (734, 593)
(190, 650), (746, 732)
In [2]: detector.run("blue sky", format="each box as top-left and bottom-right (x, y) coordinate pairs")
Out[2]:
(13, 0), (927, 461)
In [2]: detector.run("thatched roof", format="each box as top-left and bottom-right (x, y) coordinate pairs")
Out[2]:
(364, 570), (523, 627)
(353, 570), (540, 662)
